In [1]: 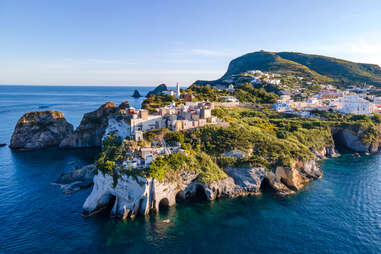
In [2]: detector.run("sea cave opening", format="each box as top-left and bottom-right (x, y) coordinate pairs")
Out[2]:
(158, 198), (170, 212)
(175, 191), (186, 203)
(188, 184), (208, 202)
(101, 194), (116, 217)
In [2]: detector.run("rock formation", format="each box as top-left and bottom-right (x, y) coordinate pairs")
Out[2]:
(118, 101), (130, 111)
(82, 167), (265, 219)
(10, 111), (73, 150)
(54, 164), (96, 194)
(332, 127), (380, 153)
(132, 89), (142, 98)
(265, 160), (322, 195)
(59, 102), (116, 148)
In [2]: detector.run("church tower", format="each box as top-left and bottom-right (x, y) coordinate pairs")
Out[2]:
(176, 82), (180, 98)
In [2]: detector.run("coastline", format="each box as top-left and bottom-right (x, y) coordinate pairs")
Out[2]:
(1, 85), (381, 254)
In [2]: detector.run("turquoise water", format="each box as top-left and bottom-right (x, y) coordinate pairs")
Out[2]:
(0, 86), (380, 254)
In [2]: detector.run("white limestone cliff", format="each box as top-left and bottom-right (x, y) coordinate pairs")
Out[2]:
(82, 167), (266, 219)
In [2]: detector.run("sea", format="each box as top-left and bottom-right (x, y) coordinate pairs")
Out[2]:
(0, 85), (380, 254)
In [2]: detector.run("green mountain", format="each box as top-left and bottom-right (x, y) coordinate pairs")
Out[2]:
(197, 51), (381, 87)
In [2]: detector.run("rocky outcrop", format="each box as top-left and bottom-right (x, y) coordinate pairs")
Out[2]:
(311, 144), (339, 160)
(59, 102), (116, 148)
(10, 111), (73, 150)
(118, 101), (130, 111)
(192, 167), (266, 200)
(82, 167), (265, 219)
(332, 127), (379, 153)
(265, 160), (322, 195)
(132, 90), (142, 98)
(54, 164), (96, 194)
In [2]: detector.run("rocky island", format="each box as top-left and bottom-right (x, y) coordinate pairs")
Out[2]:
(10, 111), (73, 150)
(132, 89), (142, 98)
(9, 51), (381, 221)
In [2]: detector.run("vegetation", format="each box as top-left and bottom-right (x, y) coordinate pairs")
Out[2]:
(95, 135), (125, 187)
(186, 83), (278, 104)
(142, 94), (181, 113)
(145, 150), (227, 183)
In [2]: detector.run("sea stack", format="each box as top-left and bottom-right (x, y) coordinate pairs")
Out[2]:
(59, 102), (116, 148)
(132, 89), (142, 98)
(10, 111), (74, 150)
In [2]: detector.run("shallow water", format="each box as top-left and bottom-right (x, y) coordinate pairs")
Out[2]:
(0, 86), (380, 254)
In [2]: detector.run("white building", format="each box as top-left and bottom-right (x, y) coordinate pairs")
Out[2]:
(224, 96), (239, 103)
(163, 90), (176, 96)
(274, 102), (293, 112)
(264, 79), (281, 86)
(340, 94), (375, 115)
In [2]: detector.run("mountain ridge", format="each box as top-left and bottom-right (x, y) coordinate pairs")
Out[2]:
(195, 51), (381, 87)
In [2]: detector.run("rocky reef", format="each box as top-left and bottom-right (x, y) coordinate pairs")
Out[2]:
(82, 167), (265, 219)
(54, 164), (96, 194)
(59, 102), (116, 148)
(10, 111), (73, 150)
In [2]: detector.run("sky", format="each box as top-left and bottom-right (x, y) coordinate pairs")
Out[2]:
(0, 0), (381, 86)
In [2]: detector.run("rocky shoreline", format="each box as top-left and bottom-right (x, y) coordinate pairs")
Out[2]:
(81, 145), (338, 219)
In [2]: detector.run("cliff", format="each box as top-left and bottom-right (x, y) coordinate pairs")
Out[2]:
(332, 127), (380, 153)
(265, 160), (322, 195)
(82, 167), (265, 219)
(10, 111), (73, 150)
(59, 102), (116, 148)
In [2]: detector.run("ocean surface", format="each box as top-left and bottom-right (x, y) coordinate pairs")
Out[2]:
(0, 85), (380, 254)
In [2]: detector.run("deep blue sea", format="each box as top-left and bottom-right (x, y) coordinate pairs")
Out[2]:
(0, 85), (380, 254)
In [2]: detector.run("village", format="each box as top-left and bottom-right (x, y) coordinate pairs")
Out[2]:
(217, 69), (381, 116)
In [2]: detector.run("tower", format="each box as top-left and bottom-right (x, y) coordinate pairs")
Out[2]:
(176, 82), (180, 98)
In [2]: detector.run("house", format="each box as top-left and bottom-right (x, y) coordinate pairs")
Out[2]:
(134, 130), (143, 141)
(228, 84), (235, 92)
(163, 90), (176, 96)
(200, 107), (211, 119)
(181, 93), (193, 102)
(224, 96), (239, 103)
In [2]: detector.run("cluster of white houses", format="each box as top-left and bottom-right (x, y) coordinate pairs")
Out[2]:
(274, 88), (381, 115)
(124, 101), (227, 142)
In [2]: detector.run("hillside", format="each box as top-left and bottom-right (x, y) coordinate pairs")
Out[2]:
(195, 51), (381, 87)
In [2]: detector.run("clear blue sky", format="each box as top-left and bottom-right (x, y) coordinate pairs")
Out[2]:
(1, 0), (380, 86)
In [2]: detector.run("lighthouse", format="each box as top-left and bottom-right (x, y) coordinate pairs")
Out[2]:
(176, 82), (180, 98)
